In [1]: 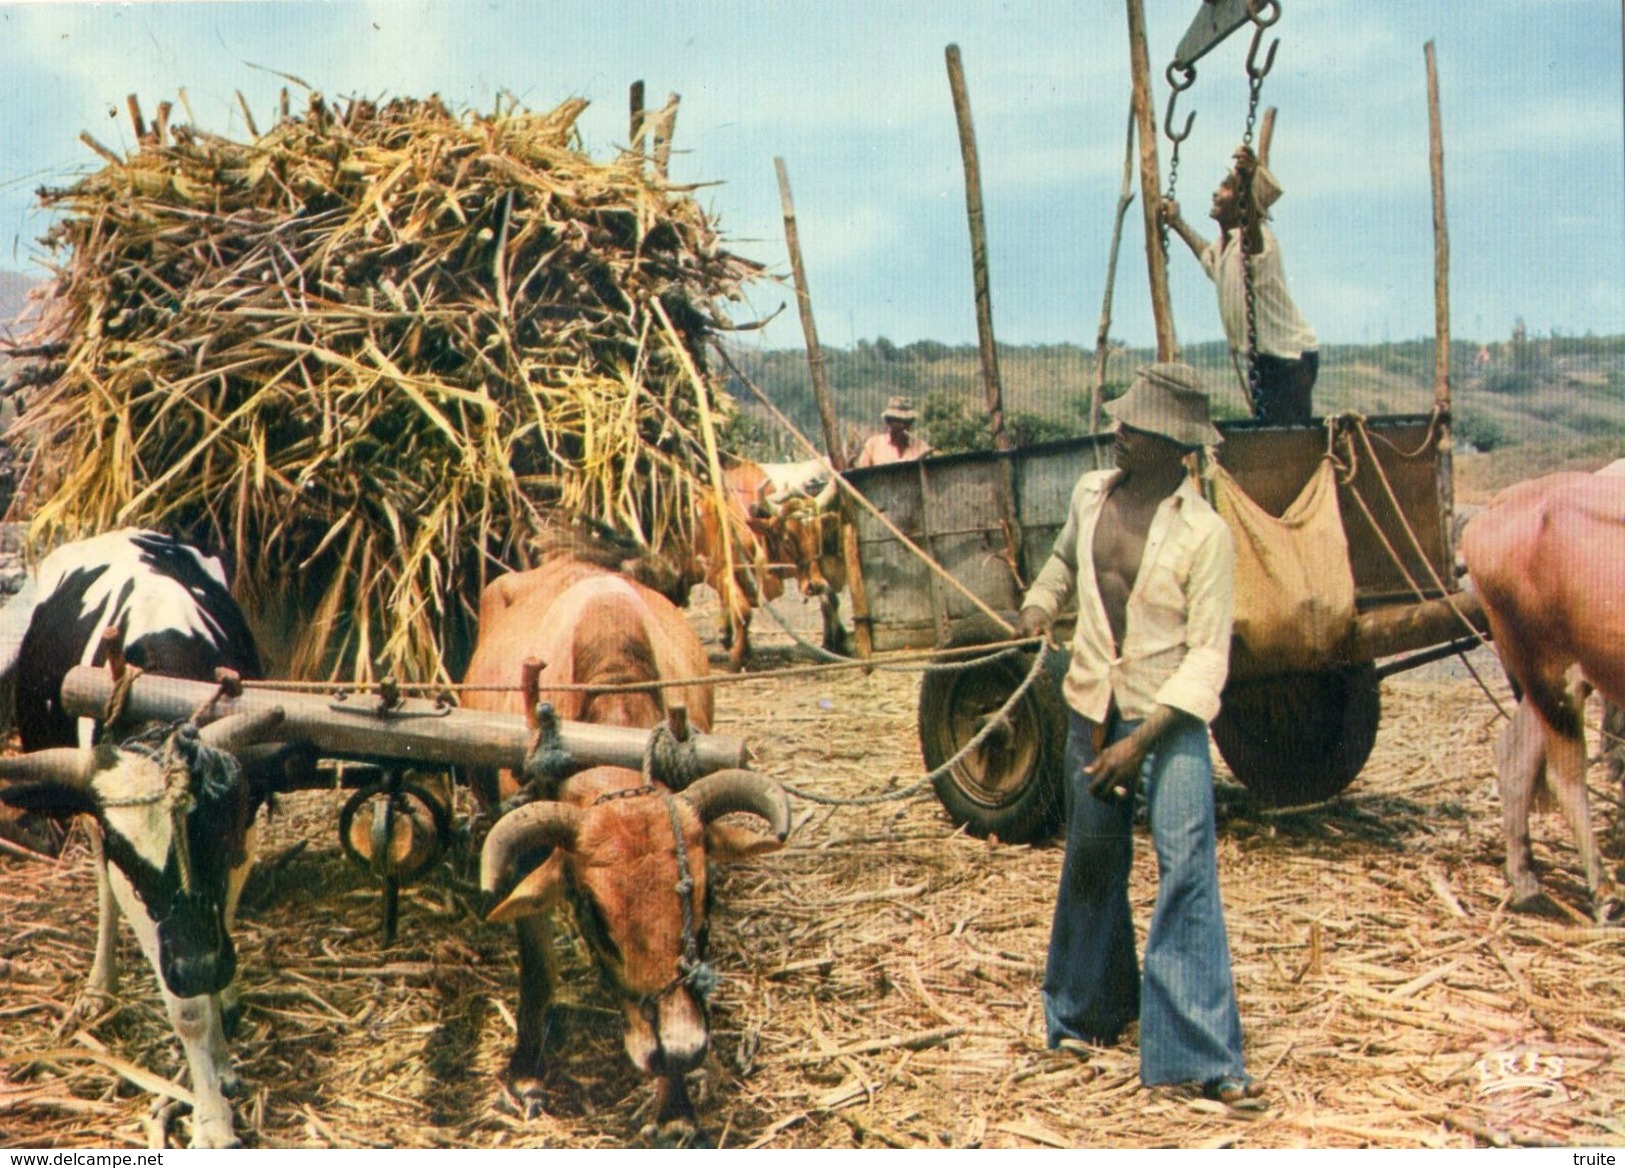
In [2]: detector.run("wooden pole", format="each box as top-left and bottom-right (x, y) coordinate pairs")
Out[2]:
(1425, 43), (1451, 412)
(774, 157), (845, 472)
(775, 156), (874, 660)
(61, 667), (747, 776)
(629, 80), (646, 161)
(944, 44), (1009, 450)
(1127, 0), (1178, 360)
(1257, 106), (1277, 168)
(1425, 40), (1456, 556)
(653, 93), (679, 179)
(946, 44), (1025, 592)
(1092, 104), (1138, 447)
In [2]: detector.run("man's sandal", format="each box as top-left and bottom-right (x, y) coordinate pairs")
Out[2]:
(1203, 1076), (1266, 1109)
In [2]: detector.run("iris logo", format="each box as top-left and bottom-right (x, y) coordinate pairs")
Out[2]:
(1475, 1048), (1568, 1099)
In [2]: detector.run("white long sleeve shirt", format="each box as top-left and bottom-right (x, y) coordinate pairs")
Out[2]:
(1200, 225), (1318, 362)
(1021, 470), (1235, 725)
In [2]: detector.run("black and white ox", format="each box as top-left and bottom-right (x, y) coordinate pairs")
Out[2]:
(0, 529), (281, 1148)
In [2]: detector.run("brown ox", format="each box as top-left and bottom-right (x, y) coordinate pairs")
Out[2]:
(463, 560), (790, 1142)
(689, 459), (849, 667)
(1461, 470), (1625, 922)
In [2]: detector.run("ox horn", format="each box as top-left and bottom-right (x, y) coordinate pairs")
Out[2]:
(479, 800), (584, 894)
(198, 707), (287, 753)
(680, 769), (792, 842)
(0, 747), (98, 791)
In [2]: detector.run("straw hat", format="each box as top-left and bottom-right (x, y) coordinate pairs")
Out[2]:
(881, 395), (919, 422)
(1105, 363), (1222, 449)
(1248, 162), (1282, 214)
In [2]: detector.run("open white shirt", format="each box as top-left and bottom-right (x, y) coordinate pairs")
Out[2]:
(1021, 469), (1235, 725)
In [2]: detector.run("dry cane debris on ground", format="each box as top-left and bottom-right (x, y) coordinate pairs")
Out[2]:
(2, 596), (1622, 1150)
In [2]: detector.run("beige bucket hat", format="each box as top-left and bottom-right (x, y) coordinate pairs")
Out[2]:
(881, 395), (919, 422)
(1105, 363), (1223, 449)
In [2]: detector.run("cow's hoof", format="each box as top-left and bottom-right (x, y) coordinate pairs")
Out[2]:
(1594, 895), (1625, 926)
(1507, 880), (1545, 912)
(501, 1076), (553, 1121)
(57, 988), (114, 1037)
(641, 1119), (705, 1148)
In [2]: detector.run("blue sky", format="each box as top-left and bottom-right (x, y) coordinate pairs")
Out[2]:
(0, 1), (1620, 352)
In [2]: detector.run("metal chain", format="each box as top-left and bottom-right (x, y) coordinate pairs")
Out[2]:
(1239, 0), (1280, 419)
(1161, 62), (1197, 264)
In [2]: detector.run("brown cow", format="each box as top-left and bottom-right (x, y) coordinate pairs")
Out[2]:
(1462, 471), (1625, 923)
(463, 561), (790, 1142)
(689, 458), (848, 668)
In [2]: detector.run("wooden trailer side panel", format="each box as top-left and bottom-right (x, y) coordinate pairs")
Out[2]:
(847, 415), (1451, 654)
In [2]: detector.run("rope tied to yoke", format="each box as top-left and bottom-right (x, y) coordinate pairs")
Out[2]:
(780, 641), (1060, 808)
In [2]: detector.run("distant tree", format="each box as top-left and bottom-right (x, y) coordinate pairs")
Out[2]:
(921, 392), (988, 454)
(904, 339), (953, 362)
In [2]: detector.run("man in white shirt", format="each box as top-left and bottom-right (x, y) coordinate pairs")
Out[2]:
(854, 396), (933, 467)
(1016, 363), (1260, 1105)
(1161, 146), (1318, 425)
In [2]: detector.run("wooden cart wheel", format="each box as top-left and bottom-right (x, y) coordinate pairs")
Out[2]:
(1210, 663), (1382, 807)
(918, 649), (1067, 843)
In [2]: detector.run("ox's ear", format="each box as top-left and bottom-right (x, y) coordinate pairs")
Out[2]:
(705, 821), (786, 863)
(485, 852), (566, 923)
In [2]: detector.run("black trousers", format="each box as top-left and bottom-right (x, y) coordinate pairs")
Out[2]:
(1250, 349), (1319, 425)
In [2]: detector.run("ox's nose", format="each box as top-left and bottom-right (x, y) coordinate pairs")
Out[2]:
(639, 991), (708, 1077)
(652, 1027), (708, 1077)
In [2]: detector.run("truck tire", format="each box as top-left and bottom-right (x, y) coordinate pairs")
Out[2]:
(919, 648), (1067, 843)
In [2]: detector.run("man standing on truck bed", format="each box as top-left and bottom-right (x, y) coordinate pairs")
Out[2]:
(1161, 145), (1319, 425)
(1015, 362), (1262, 1107)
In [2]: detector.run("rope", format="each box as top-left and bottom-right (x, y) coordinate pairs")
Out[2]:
(235, 636), (1049, 699)
(641, 721), (708, 792)
(750, 593), (1034, 677)
(780, 641), (1058, 808)
(646, 795), (717, 1008)
(1329, 414), (1509, 719)
(101, 664), (144, 727)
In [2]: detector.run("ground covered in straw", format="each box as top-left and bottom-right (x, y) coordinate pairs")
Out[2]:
(2, 592), (1623, 1149)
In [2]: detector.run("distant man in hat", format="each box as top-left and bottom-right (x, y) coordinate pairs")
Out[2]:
(1015, 363), (1261, 1106)
(854, 395), (932, 467)
(1161, 145), (1318, 425)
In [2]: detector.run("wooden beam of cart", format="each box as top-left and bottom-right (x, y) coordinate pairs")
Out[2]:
(60, 667), (747, 775)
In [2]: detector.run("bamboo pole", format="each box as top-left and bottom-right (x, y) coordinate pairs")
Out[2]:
(1091, 104), (1138, 448)
(774, 158), (845, 472)
(944, 44), (1008, 451)
(1126, 0), (1177, 360)
(1425, 40), (1456, 557)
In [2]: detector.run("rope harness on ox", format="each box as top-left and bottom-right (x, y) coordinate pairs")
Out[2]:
(576, 784), (719, 1025)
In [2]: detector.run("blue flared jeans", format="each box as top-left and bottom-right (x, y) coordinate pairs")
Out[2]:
(1043, 707), (1247, 1087)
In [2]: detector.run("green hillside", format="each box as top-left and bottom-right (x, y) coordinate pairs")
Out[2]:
(719, 334), (1625, 495)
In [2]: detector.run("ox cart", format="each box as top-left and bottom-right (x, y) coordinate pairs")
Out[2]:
(842, 412), (1485, 843)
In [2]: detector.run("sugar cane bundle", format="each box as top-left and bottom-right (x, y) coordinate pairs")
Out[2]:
(6, 92), (762, 683)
